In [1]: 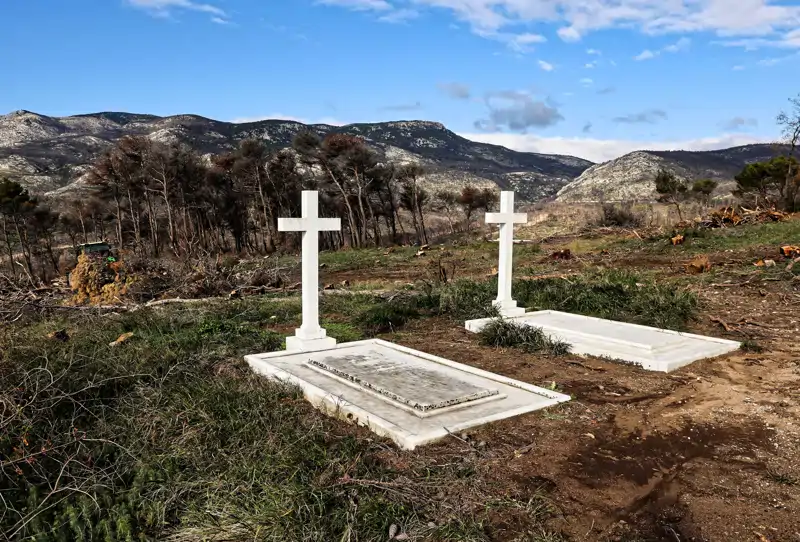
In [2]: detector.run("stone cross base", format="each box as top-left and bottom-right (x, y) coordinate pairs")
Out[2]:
(492, 300), (527, 318)
(286, 334), (337, 352)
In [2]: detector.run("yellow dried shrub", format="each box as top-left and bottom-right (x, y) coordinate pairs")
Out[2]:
(69, 254), (133, 305)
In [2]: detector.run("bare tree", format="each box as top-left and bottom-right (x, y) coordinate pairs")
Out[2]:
(777, 93), (800, 211)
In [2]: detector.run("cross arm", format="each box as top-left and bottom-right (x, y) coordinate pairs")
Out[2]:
(485, 212), (528, 225)
(277, 217), (342, 232)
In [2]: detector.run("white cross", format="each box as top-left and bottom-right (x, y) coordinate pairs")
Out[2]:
(278, 190), (341, 351)
(486, 191), (528, 317)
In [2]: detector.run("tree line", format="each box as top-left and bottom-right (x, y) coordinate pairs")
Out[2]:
(0, 132), (499, 282)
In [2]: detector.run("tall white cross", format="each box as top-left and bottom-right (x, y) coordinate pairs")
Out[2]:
(486, 191), (528, 317)
(278, 190), (341, 351)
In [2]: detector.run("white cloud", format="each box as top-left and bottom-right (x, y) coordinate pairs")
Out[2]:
(316, 0), (392, 11)
(126, 0), (227, 20)
(457, 131), (774, 163)
(663, 37), (691, 52)
(378, 8), (419, 22)
(230, 113), (346, 126)
(635, 37), (692, 59)
(323, 0), (800, 48)
(756, 52), (799, 65)
(716, 28), (800, 49)
(733, 64), (745, 70)
(538, 60), (554, 71)
(557, 26), (582, 41)
(584, 61), (596, 68)
(580, 77), (593, 86)
(586, 48), (602, 55)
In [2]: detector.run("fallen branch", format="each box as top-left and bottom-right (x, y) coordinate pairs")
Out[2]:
(709, 316), (731, 331)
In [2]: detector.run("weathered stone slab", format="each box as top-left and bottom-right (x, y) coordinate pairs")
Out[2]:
(245, 339), (569, 449)
(465, 310), (741, 372)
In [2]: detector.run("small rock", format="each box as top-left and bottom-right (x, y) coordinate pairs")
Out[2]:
(764, 259), (776, 267)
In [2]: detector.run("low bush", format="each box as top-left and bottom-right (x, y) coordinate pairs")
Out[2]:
(594, 203), (643, 228)
(479, 319), (571, 356)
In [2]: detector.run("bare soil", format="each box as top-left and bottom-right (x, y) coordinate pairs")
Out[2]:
(319, 228), (800, 542)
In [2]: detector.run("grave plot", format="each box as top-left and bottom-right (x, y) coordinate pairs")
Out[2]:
(245, 190), (569, 449)
(465, 310), (741, 372)
(464, 191), (741, 372)
(246, 339), (569, 450)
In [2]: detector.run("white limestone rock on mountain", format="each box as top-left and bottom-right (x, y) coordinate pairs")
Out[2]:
(556, 144), (787, 202)
(556, 151), (690, 202)
(0, 110), (593, 199)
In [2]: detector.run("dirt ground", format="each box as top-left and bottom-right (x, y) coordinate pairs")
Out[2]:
(6, 211), (796, 541)
(318, 226), (800, 542)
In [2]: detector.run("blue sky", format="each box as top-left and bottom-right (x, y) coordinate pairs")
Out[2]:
(1, 0), (799, 161)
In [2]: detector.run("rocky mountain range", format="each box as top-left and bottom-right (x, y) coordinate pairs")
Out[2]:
(556, 144), (787, 202)
(0, 109), (786, 204)
(0, 110), (593, 201)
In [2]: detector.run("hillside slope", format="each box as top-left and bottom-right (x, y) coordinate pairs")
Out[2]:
(556, 144), (786, 202)
(0, 110), (594, 201)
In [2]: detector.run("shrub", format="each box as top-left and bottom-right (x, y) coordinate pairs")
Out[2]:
(479, 319), (571, 356)
(595, 203), (643, 228)
(69, 253), (132, 305)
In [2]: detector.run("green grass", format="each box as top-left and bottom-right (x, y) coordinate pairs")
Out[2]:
(2, 298), (570, 541)
(612, 219), (800, 254)
(513, 269), (699, 331)
(437, 278), (499, 321)
(318, 246), (419, 272)
(0, 304), (413, 541)
(354, 302), (421, 336)
(478, 319), (571, 356)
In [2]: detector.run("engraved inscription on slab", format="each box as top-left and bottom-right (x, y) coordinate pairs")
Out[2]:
(307, 351), (499, 413)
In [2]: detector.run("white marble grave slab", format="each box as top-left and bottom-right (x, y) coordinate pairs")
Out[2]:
(465, 310), (741, 372)
(245, 339), (569, 450)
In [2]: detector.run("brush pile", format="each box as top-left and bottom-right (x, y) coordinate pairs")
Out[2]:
(696, 206), (788, 229)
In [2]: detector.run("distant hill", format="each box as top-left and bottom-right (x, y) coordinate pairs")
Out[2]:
(555, 144), (788, 202)
(0, 110), (594, 201)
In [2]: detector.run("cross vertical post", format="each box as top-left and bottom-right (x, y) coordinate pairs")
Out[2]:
(485, 191), (528, 317)
(278, 190), (341, 351)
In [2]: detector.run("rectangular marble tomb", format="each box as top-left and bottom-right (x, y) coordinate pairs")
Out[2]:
(465, 310), (741, 373)
(245, 339), (570, 450)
